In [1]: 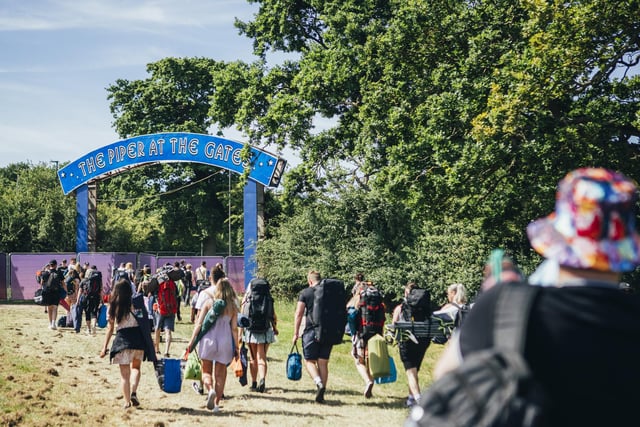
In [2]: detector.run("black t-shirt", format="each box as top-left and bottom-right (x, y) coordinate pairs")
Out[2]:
(298, 286), (315, 332)
(460, 283), (640, 427)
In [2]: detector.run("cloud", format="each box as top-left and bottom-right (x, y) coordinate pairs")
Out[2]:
(0, 0), (254, 32)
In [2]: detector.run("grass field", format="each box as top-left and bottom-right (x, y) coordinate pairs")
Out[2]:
(0, 299), (444, 427)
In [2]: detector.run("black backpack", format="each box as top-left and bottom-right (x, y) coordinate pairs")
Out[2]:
(405, 284), (548, 427)
(401, 288), (431, 322)
(453, 302), (471, 328)
(311, 278), (347, 345)
(81, 271), (102, 298)
(359, 284), (385, 340)
(244, 278), (274, 333)
(43, 269), (62, 293)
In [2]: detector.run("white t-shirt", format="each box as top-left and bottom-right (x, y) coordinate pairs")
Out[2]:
(195, 266), (208, 281)
(195, 286), (216, 310)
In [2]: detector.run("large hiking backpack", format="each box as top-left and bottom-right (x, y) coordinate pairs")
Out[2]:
(401, 288), (431, 322)
(359, 285), (385, 340)
(42, 269), (62, 292)
(81, 271), (103, 298)
(405, 284), (547, 427)
(311, 278), (347, 345)
(157, 279), (178, 316)
(244, 278), (275, 333)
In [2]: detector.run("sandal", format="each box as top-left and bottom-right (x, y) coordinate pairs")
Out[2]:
(123, 401), (132, 409)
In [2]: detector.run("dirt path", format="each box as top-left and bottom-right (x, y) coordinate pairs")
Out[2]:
(0, 304), (434, 426)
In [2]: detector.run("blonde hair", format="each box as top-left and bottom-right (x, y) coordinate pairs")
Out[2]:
(215, 278), (238, 315)
(448, 283), (468, 305)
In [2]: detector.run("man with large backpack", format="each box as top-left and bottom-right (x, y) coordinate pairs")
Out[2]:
(411, 168), (640, 427)
(77, 268), (103, 335)
(41, 259), (65, 330)
(292, 271), (347, 403)
(391, 281), (431, 407)
(349, 278), (386, 399)
(153, 269), (178, 357)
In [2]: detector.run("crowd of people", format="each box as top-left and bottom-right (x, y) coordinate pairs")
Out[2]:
(36, 167), (640, 425)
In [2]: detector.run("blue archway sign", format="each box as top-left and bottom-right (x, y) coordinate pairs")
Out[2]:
(58, 132), (285, 195)
(57, 132), (287, 288)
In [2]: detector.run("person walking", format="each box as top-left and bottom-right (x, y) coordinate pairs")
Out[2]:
(41, 260), (65, 330)
(195, 261), (208, 286)
(292, 270), (334, 403)
(349, 279), (385, 398)
(432, 167), (640, 427)
(183, 263), (194, 306)
(153, 274), (178, 357)
(99, 279), (151, 409)
(240, 278), (278, 392)
(185, 278), (239, 414)
(391, 281), (431, 407)
(211, 262), (226, 284)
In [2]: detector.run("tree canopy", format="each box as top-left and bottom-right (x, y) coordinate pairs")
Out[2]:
(3, 1), (638, 301)
(222, 0), (640, 298)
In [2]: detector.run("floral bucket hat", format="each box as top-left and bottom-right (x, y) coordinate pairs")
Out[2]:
(527, 168), (640, 272)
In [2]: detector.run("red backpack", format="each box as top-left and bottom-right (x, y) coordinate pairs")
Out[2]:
(157, 279), (178, 316)
(359, 284), (385, 340)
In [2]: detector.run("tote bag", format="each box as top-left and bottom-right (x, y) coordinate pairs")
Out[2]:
(286, 343), (302, 381)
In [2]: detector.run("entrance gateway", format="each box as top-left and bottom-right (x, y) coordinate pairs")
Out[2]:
(57, 132), (287, 288)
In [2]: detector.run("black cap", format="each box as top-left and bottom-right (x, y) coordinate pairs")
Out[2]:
(49, 259), (57, 266)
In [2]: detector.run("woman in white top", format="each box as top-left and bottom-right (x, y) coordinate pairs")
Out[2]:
(432, 283), (467, 321)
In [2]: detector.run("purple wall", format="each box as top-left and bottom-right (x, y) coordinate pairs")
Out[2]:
(138, 253), (157, 273)
(77, 252), (138, 294)
(226, 256), (245, 294)
(10, 253), (76, 300)
(6, 253), (245, 301)
(0, 253), (6, 300)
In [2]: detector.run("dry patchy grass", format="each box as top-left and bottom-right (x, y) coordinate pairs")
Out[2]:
(0, 301), (443, 426)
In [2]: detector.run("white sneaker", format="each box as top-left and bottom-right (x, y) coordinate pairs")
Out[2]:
(51, 324), (57, 330)
(212, 405), (221, 414)
(206, 389), (216, 410)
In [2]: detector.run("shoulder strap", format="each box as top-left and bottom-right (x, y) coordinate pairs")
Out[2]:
(493, 283), (540, 354)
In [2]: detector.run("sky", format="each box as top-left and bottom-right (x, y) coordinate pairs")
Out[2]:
(0, 0), (266, 168)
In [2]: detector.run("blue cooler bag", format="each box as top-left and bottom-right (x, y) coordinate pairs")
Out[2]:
(155, 358), (183, 393)
(286, 343), (302, 381)
(97, 304), (108, 328)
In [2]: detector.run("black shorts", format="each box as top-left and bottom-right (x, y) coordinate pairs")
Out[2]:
(42, 287), (60, 306)
(302, 328), (333, 360)
(398, 338), (430, 370)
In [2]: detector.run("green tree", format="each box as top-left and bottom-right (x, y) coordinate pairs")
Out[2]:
(0, 163), (75, 252)
(105, 58), (244, 254)
(230, 1), (639, 289)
